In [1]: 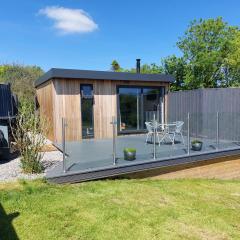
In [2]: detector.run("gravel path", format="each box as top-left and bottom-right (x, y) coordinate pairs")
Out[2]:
(0, 151), (62, 182)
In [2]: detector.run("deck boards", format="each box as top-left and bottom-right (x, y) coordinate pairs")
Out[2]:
(46, 135), (240, 183)
(46, 148), (240, 183)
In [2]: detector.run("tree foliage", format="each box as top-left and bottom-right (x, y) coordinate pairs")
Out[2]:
(162, 55), (186, 91)
(137, 63), (163, 74)
(119, 63), (163, 74)
(177, 17), (239, 89)
(112, 17), (240, 90)
(0, 64), (44, 100)
(111, 60), (121, 72)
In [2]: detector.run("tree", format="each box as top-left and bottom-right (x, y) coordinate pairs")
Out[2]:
(111, 60), (121, 72)
(0, 64), (44, 100)
(162, 55), (186, 91)
(139, 63), (163, 74)
(223, 31), (240, 86)
(177, 17), (239, 89)
(110, 18), (240, 91)
(111, 61), (163, 74)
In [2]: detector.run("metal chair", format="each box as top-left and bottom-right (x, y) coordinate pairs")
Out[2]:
(145, 122), (161, 145)
(159, 121), (185, 145)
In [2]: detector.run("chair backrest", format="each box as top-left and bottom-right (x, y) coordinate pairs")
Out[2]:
(175, 121), (184, 133)
(145, 122), (154, 133)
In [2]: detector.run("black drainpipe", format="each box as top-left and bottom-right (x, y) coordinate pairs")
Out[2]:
(136, 59), (141, 73)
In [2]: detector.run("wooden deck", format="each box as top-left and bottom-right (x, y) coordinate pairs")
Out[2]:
(46, 134), (240, 183)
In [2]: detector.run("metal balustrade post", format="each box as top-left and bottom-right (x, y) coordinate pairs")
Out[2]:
(216, 112), (219, 150)
(187, 113), (190, 155)
(62, 118), (66, 173)
(111, 116), (117, 165)
(153, 114), (156, 160)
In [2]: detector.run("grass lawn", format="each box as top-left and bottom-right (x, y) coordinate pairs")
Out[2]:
(0, 179), (240, 240)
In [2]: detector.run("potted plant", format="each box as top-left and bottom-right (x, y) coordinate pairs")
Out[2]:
(191, 140), (203, 151)
(124, 148), (136, 161)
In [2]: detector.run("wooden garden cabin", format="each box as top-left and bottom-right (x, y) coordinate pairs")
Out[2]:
(35, 68), (174, 142)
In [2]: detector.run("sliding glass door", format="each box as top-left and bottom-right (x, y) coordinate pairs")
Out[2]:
(118, 87), (141, 131)
(118, 86), (165, 133)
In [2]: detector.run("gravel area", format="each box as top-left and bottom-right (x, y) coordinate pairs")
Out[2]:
(0, 151), (62, 182)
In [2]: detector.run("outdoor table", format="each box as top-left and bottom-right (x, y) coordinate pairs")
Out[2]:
(155, 122), (177, 133)
(150, 121), (177, 135)
(149, 120), (178, 159)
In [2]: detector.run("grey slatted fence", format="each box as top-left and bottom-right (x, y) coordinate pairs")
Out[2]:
(167, 88), (240, 142)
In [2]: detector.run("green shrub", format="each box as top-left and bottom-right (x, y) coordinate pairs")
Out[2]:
(124, 148), (136, 153)
(191, 139), (203, 144)
(11, 98), (48, 174)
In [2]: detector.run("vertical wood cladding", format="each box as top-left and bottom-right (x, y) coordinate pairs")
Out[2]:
(36, 81), (54, 141)
(37, 78), (169, 142)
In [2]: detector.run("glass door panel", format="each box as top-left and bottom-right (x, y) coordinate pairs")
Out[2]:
(143, 88), (162, 125)
(118, 87), (141, 131)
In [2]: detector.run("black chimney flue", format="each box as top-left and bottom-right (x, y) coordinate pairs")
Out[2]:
(136, 59), (141, 73)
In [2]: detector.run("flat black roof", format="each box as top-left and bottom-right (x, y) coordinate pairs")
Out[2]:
(35, 68), (174, 87)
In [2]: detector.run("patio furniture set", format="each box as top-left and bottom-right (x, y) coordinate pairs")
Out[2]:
(145, 120), (185, 146)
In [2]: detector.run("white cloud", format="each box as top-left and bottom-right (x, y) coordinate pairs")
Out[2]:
(39, 6), (98, 34)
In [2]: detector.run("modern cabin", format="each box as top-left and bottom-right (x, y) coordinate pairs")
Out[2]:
(35, 67), (174, 143)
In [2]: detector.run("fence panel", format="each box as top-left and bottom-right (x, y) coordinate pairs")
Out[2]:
(167, 88), (240, 141)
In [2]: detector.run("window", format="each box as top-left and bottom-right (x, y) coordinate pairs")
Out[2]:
(80, 84), (94, 138)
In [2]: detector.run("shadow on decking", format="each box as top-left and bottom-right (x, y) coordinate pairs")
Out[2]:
(0, 203), (19, 240)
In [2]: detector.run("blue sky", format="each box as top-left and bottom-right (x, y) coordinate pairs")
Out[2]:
(0, 0), (240, 71)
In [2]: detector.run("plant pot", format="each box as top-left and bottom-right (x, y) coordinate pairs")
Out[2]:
(191, 142), (203, 151)
(124, 148), (136, 161)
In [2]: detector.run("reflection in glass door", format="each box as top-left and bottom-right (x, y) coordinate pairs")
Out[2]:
(80, 84), (94, 138)
(143, 88), (162, 123)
